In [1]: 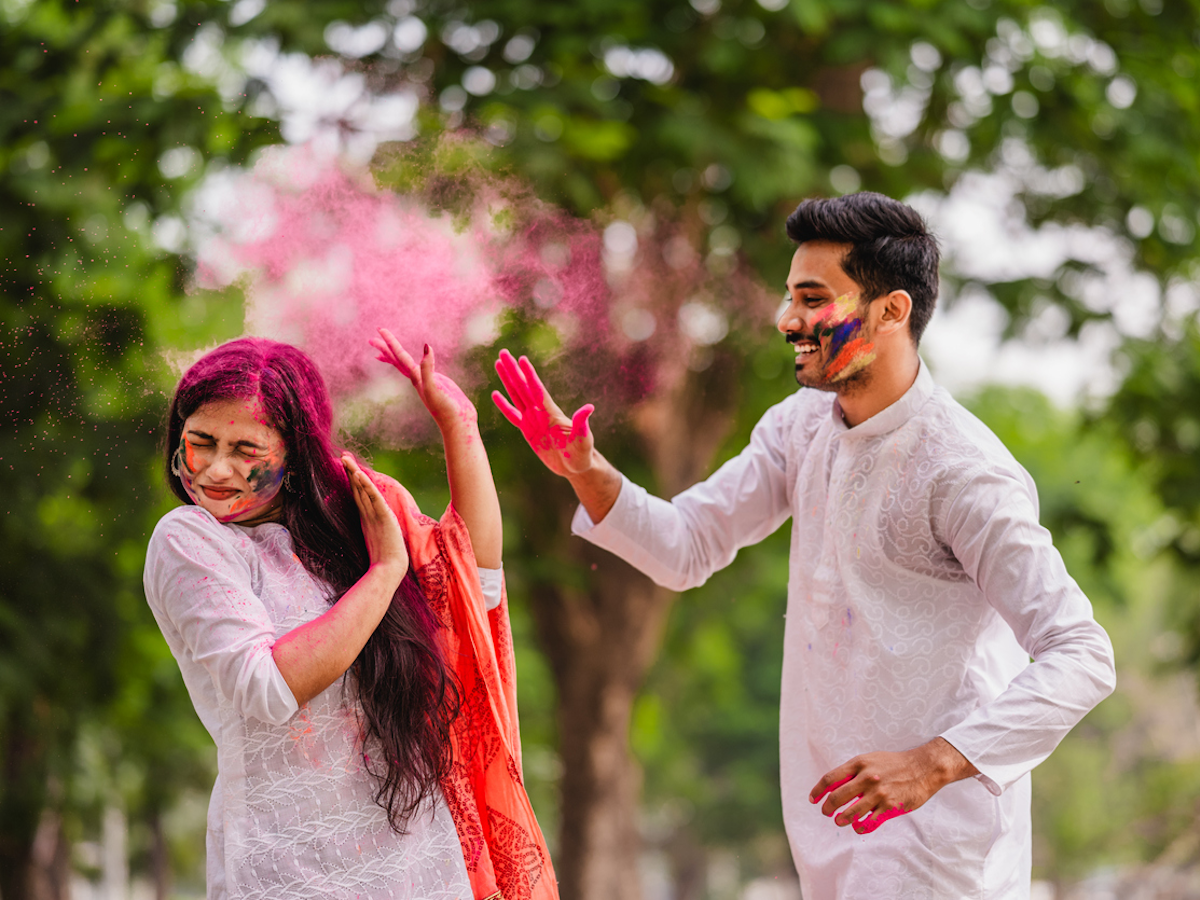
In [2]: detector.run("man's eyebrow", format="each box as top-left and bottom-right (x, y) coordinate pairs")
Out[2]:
(787, 279), (829, 291)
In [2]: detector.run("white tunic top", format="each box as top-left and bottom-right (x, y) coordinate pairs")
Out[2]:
(143, 505), (501, 900)
(573, 362), (1115, 900)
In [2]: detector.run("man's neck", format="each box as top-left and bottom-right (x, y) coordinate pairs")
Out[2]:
(836, 350), (921, 428)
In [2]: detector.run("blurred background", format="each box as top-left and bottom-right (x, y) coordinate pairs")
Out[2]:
(2, 0), (1200, 898)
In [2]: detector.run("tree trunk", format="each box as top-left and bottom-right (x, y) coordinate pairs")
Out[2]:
(518, 348), (745, 900)
(666, 828), (708, 900)
(0, 708), (52, 900)
(29, 806), (70, 900)
(102, 805), (128, 900)
(149, 808), (172, 900)
(528, 538), (677, 900)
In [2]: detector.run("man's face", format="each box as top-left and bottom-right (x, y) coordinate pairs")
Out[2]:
(777, 241), (877, 392)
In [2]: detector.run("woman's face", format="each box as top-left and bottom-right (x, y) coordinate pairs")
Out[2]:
(176, 397), (288, 525)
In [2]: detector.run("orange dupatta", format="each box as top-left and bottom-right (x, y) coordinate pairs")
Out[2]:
(376, 475), (559, 900)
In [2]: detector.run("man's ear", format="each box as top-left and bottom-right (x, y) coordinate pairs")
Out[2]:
(876, 289), (912, 337)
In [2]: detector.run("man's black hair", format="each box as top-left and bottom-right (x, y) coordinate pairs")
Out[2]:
(785, 192), (940, 344)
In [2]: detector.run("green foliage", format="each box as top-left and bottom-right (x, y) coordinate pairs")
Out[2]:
(0, 0), (275, 890)
(5, 0), (1200, 893)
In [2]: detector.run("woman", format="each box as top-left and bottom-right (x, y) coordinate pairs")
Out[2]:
(143, 331), (555, 900)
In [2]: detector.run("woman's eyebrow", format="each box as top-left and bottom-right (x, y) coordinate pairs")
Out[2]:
(186, 429), (267, 450)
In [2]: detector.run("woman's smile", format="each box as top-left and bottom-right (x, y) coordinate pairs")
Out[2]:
(200, 484), (240, 501)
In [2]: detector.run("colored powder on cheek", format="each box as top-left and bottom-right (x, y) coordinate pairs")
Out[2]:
(809, 293), (876, 382)
(183, 438), (201, 474)
(825, 336), (876, 381)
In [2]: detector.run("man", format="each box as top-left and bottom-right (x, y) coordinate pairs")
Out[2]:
(492, 192), (1115, 899)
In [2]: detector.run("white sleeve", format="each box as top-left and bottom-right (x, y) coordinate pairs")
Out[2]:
(571, 396), (798, 592)
(938, 468), (1117, 794)
(144, 510), (300, 726)
(478, 566), (503, 611)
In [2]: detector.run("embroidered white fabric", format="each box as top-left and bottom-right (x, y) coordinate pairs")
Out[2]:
(573, 361), (1115, 900)
(144, 506), (479, 900)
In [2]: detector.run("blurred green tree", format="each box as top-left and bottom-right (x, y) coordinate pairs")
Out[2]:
(5, 0), (1200, 897)
(0, 1), (272, 896)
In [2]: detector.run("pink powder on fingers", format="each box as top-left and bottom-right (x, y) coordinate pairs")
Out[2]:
(811, 773), (854, 804)
(812, 772), (909, 835)
(492, 349), (593, 453)
(853, 806), (909, 834)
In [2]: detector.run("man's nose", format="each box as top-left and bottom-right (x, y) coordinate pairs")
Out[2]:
(777, 298), (805, 334)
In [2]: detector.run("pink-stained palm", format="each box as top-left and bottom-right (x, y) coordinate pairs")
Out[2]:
(492, 349), (594, 468)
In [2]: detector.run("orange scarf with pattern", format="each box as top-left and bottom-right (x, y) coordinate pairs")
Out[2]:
(378, 475), (559, 900)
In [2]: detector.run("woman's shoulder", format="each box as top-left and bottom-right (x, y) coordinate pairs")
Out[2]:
(151, 503), (223, 536)
(147, 504), (247, 562)
(144, 506), (255, 607)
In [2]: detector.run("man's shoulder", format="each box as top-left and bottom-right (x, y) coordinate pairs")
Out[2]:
(750, 387), (835, 454)
(762, 386), (835, 427)
(911, 387), (1031, 486)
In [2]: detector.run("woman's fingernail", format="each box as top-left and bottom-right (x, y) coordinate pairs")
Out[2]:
(424, 343), (431, 355)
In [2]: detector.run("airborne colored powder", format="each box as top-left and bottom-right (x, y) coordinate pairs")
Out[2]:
(193, 144), (611, 438)
(191, 141), (778, 444)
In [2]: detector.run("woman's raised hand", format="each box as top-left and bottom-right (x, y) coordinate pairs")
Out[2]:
(492, 349), (595, 477)
(342, 454), (408, 577)
(370, 328), (476, 434)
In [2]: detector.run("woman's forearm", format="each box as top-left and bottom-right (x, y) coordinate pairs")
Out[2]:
(440, 418), (503, 568)
(271, 560), (406, 706)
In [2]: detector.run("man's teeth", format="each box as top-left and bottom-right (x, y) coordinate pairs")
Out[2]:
(794, 343), (819, 354)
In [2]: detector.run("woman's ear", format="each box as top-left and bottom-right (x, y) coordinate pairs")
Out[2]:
(876, 289), (913, 338)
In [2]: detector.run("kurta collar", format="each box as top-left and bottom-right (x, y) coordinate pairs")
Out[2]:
(830, 358), (934, 439)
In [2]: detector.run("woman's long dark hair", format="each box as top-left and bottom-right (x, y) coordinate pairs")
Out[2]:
(165, 337), (458, 832)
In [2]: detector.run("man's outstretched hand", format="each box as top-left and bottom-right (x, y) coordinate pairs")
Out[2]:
(808, 737), (979, 835)
(492, 349), (595, 477)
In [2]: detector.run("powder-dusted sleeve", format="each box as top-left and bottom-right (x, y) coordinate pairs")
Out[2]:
(937, 467), (1116, 794)
(572, 393), (799, 591)
(144, 509), (299, 726)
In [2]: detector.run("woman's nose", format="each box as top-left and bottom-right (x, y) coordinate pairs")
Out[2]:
(207, 453), (236, 479)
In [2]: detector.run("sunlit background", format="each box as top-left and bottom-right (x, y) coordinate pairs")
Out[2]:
(3, 0), (1200, 898)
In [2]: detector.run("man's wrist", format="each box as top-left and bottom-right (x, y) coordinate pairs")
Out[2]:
(927, 737), (979, 788)
(566, 452), (622, 524)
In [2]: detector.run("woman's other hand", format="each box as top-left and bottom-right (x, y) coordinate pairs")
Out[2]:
(370, 328), (476, 435)
(342, 454), (408, 577)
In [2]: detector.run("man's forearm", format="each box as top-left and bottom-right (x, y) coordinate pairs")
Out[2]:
(565, 450), (624, 524)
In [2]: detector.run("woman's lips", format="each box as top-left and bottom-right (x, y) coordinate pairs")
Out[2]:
(201, 485), (239, 500)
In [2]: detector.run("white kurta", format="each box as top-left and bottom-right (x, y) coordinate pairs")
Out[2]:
(573, 362), (1115, 900)
(143, 505), (502, 900)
